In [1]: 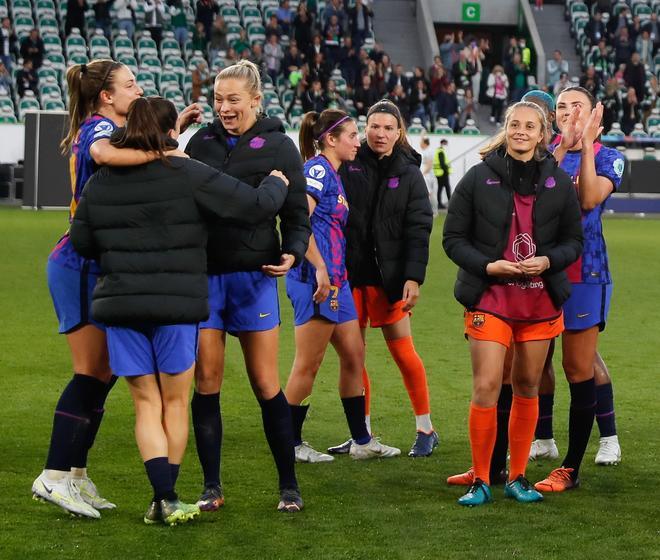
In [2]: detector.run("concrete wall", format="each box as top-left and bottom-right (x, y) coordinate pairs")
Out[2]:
(428, 0), (519, 25)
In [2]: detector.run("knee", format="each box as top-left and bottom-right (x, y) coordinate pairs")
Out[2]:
(513, 377), (539, 398)
(472, 378), (501, 407)
(195, 361), (222, 393)
(562, 355), (593, 383)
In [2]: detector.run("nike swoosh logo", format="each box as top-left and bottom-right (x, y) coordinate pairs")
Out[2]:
(486, 178), (501, 185)
(549, 320), (558, 326)
(577, 313), (590, 318)
(259, 313), (271, 318)
(43, 483), (53, 494)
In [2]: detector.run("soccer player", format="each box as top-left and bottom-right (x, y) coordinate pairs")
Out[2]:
(285, 109), (400, 463)
(70, 96), (289, 524)
(330, 100), (436, 458)
(535, 87), (624, 493)
(443, 101), (582, 506)
(32, 60), (148, 518)
(185, 60), (311, 513)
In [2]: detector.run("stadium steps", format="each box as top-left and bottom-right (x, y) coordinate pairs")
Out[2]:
(372, 0), (424, 71)
(530, 4), (581, 81)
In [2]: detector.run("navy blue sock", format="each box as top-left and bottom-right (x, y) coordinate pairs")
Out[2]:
(490, 384), (512, 479)
(144, 457), (176, 501)
(562, 378), (596, 479)
(535, 393), (555, 439)
(45, 375), (92, 471)
(341, 396), (371, 445)
(191, 392), (222, 487)
(259, 390), (298, 491)
(595, 383), (617, 437)
(290, 403), (309, 447)
(170, 463), (180, 487)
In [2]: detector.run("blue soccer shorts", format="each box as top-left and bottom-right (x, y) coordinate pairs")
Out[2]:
(563, 283), (613, 332)
(286, 278), (357, 327)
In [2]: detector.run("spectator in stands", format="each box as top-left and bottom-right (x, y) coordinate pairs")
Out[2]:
(168, 0), (189, 50)
(553, 71), (570, 96)
(428, 55), (443, 82)
(608, 6), (630, 40)
(486, 64), (508, 125)
(195, 0), (219, 41)
(381, 53), (393, 85)
(339, 36), (360, 88)
(283, 42), (304, 79)
(249, 42), (266, 75)
(116, 0), (138, 40)
(301, 78), (328, 112)
(388, 63), (410, 95)
(277, 0), (294, 35)
(348, 0), (373, 47)
(144, 0), (166, 46)
(636, 30), (654, 70)
(17, 58), (38, 98)
(324, 15), (342, 66)
(65, 0), (88, 36)
(324, 0), (348, 32)
(630, 15), (644, 45)
(209, 17), (228, 63)
(409, 78), (431, 130)
(265, 34), (285, 83)
(579, 65), (601, 97)
(192, 21), (209, 54)
(586, 11), (607, 46)
(387, 83), (409, 124)
(293, 3), (314, 54)
(366, 58), (386, 95)
(437, 82), (459, 130)
(1, 18), (18, 71)
(592, 39), (612, 78)
(266, 14), (284, 39)
(621, 86), (641, 134)
(458, 88), (477, 130)
(326, 78), (348, 111)
(614, 27), (634, 67)
(309, 51), (330, 87)
(518, 37), (531, 68)
(232, 28), (251, 57)
(354, 73), (378, 116)
(643, 13), (659, 54)
(93, 0), (112, 39)
(504, 36), (521, 69)
(440, 34), (456, 76)
(471, 40), (487, 106)
(19, 29), (44, 70)
(546, 50), (568, 89)
(602, 78), (622, 134)
(224, 46), (238, 68)
(624, 52), (646, 102)
(0, 60), (11, 95)
(191, 59), (212, 102)
(508, 52), (529, 102)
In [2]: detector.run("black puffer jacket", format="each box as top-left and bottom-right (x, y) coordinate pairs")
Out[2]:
(70, 157), (287, 326)
(185, 116), (311, 273)
(340, 142), (433, 304)
(442, 149), (583, 309)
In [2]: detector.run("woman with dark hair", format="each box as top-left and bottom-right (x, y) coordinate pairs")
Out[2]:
(70, 96), (289, 525)
(330, 100), (436, 458)
(284, 109), (400, 463)
(443, 101), (582, 506)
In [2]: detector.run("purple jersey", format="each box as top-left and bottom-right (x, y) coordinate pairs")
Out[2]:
(551, 142), (623, 284)
(49, 115), (116, 271)
(287, 155), (349, 287)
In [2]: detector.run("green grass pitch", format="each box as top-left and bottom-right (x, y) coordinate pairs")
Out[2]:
(0, 207), (658, 559)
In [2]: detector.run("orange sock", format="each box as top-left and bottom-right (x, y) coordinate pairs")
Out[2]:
(385, 336), (430, 416)
(469, 402), (497, 485)
(362, 367), (371, 416)
(508, 395), (539, 480)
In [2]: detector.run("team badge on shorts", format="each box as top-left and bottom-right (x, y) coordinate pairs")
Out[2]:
(472, 313), (485, 328)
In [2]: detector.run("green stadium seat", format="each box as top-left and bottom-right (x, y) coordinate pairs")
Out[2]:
(221, 6), (240, 23)
(118, 55), (138, 74)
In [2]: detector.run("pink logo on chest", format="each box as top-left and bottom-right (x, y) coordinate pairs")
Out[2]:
(387, 177), (400, 189)
(544, 176), (556, 189)
(249, 136), (266, 149)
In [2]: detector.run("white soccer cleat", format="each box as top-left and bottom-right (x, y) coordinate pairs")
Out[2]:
(529, 438), (560, 461)
(32, 471), (101, 518)
(295, 442), (334, 463)
(349, 437), (401, 460)
(595, 435), (621, 465)
(70, 476), (117, 510)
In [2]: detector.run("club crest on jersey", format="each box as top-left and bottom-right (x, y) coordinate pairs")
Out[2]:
(329, 297), (339, 312)
(544, 176), (556, 189)
(94, 121), (113, 134)
(613, 158), (624, 178)
(309, 164), (326, 179)
(387, 177), (400, 189)
(472, 313), (485, 327)
(249, 136), (266, 149)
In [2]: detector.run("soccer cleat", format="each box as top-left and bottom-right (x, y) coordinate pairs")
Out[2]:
(143, 500), (161, 525)
(529, 438), (559, 461)
(277, 488), (304, 513)
(32, 471), (100, 519)
(447, 467), (475, 486)
(457, 479), (492, 507)
(196, 484), (225, 511)
(159, 498), (200, 526)
(327, 438), (353, 455)
(70, 476), (116, 510)
(349, 437), (401, 460)
(408, 430), (439, 457)
(504, 475), (544, 503)
(595, 435), (621, 465)
(295, 442), (334, 463)
(534, 467), (579, 493)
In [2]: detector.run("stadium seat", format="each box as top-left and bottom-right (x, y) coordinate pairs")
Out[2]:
(0, 105), (17, 123)
(221, 6), (240, 23)
(47, 52), (66, 73)
(39, 76), (62, 98)
(435, 118), (453, 135)
(189, 50), (206, 68)
(160, 33), (181, 60)
(14, 15), (35, 38)
(160, 65), (181, 91)
(19, 92), (40, 120)
(141, 56), (162, 82)
(631, 123), (648, 139)
(0, 0), (7, 19)
(136, 69), (156, 86)
(11, 0), (32, 17)
(197, 96), (214, 122)
(461, 120), (481, 135)
(66, 29), (87, 57)
(42, 94), (65, 111)
(242, 5), (262, 26)
(118, 55), (138, 74)
(43, 33), (63, 54)
(0, 96), (14, 113)
(357, 115), (367, 134)
(37, 62), (59, 84)
(647, 108), (660, 130)
(137, 33), (158, 59)
(38, 17), (60, 36)
(407, 117), (426, 134)
(113, 31), (135, 58)
(643, 147), (657, 160)
(68, 53), (89, 65)
(164, 88), (183, 101)
(606, 122), (625, 138)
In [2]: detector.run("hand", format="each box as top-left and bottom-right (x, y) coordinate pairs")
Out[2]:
(581, 102), (604, 146)
(269, 169), (290, 186)
(401, 280), (419, 312)
(486, 259), (523, 278)
(262, 253), (295, 277)
(176, 103), (202, 135)
(559, 106), (583, 150)
(312, 266), (331, 303)
(518, 256), (550, 276)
